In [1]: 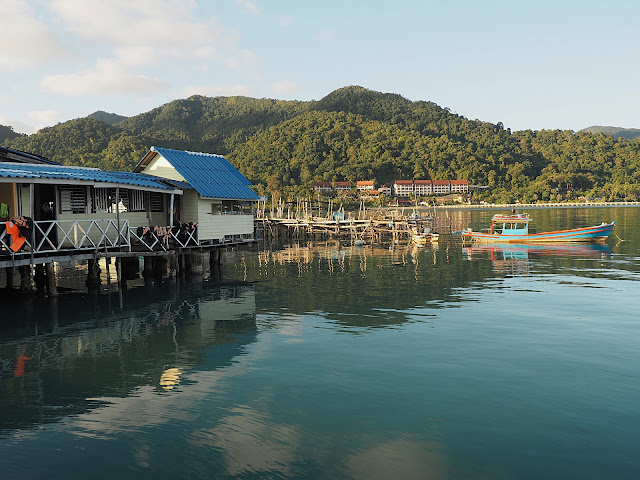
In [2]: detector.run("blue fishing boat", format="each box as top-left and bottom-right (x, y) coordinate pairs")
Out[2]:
(461, 214), (615, 243)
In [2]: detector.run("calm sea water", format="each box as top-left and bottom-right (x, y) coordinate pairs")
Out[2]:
(1, 207), (639, 480)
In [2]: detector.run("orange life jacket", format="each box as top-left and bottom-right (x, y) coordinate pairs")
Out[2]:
(5, 220), (26, 252)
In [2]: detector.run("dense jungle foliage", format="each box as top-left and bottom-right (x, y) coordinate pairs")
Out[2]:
(4, 86), (640, 203)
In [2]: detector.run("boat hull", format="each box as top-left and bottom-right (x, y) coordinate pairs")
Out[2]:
(462, 222), (615, 243)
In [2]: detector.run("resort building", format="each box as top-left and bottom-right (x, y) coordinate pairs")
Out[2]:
(413, 180), (433, 196)
(432, 180), (451, 195)
(393, 180), (414, 197)
(333, 181), (352, 191)
(378, 185), (392, 196)
(313, 181), (332, 193)
(356, 180), (375, 191)
(450, 180), (469, 193)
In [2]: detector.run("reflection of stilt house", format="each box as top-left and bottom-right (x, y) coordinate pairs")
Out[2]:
(1, 146), (259, 277)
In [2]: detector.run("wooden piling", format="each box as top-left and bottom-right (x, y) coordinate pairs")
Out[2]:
(46, 262), (58, 297)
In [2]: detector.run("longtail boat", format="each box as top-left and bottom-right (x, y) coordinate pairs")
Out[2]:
(461, 214), (615, 243)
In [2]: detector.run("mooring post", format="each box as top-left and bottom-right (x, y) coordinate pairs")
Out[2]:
(18, 265), (33, 293)
(35, 264), (46, 295)
(86, 258), (101, 290)
(169, 252), (178, 279)
(46, 262), (58, 297)
(4, 266), (15, 290)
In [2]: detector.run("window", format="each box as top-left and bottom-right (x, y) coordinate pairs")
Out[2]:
(129, 190), (145, 212)
(60, 186), (87, 214)
(94, 188), (114, 213)
(150, 192), (164, 212)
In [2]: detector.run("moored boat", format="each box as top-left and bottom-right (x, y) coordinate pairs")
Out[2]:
(461, 214), (615, 243)
(411, 227), (439, 245)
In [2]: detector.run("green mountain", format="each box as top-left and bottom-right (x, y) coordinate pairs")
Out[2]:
(579, 125), (640, 140)
(88, 111), (128, 126)
(0, 124), (25, 143)
(3, 86), (640, 202)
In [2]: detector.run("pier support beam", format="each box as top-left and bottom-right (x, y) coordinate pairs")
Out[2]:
(169, 253), (178, 279)
(18, 265), (33, 293)
(142, 256), (154, 281)
(190, 253), (204, 275)
(4, 266), (15, 290)
(46, 262), (58, 297)
(86, 259), (101, 290)
(35, 264), (46, 295)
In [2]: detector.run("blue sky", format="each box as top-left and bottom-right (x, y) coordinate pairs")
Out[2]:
(1, 0), (638, 134)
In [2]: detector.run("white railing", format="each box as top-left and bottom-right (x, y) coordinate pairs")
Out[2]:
(0, 219), (202, 255)
(1, 219), (130, 255)
(128, 224), (199, 251)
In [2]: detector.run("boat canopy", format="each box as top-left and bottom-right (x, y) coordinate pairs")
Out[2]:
(491, 214), (530, 223)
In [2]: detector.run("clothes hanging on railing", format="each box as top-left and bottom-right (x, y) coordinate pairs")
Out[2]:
(0, 203), (8, 220)
(5, 220), (26, 252)
(11, 216), (33, 239)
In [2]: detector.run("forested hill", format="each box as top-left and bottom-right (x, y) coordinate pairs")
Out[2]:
(0, 124), (24, 143)
(3, 86), (640, 202)
(579, 125), (640, 140)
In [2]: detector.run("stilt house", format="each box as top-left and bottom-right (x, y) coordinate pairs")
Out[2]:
(134, 147), (260, 244)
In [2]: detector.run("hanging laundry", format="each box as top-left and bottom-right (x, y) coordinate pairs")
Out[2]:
(5, 220), (26, 252)
(0, 203), (8, 219)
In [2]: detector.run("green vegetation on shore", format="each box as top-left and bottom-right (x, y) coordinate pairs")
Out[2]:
(3, 86), (640, 203)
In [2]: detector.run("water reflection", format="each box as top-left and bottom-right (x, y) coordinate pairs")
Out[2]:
(0, 280), (257, 435)
(463, 243), (612, 275)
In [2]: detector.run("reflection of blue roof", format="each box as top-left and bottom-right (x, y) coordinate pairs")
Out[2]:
(151, 147), (260, 200)
(0, 163), (177, 190)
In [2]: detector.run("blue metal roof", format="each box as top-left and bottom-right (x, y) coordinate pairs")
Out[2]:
(0, 146), (59, 164)
(151, 147), (260, 200)
(0, 163), (177, 191)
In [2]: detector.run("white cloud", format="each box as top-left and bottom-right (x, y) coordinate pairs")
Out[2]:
(47, 0), (242, 65)
(234, 0), (260, 15)
(41, 59), (169, 95)
(218, 49), (261, 70)
(27, 110), (63, 125)
(180, 85), (253, 98)
(270, 81), (299, 96)
(0, 0), (67, 70)
(114, 46), (159, 66)
(277, 15), (294, 28)
(317, 29), (335, 42)
(0, 117), (36, 135)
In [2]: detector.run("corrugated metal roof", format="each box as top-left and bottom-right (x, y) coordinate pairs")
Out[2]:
(0, 163), (177, 190)
(0, 146), (59, 164)
(152, 146), (260, 200)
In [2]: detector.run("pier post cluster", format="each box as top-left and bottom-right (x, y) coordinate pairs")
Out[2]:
(1, 249), (228, 297)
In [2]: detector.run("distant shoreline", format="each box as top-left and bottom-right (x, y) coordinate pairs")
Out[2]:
(425, 201), (640, 210)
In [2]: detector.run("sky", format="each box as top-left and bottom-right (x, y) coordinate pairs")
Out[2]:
(1, 0), (639, 135)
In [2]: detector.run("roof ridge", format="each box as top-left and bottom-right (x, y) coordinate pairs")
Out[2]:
(152, 146), (225, 158)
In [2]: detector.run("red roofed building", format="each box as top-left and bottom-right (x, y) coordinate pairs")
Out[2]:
(413, 180), (433, 195)
(432, 180), (451, 195)
(450, 180), (469, 193)
(356, 180), (375, 191)
(393, 180), (414, 197)
(313, 181), (332, 193)
(333, 181), (352, 191)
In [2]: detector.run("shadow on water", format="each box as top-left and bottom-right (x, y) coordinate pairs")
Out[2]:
(0, 276), (258, 435)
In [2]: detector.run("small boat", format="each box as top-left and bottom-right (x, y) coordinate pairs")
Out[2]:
(461, 214), (615, 243)
(411, 227), (439, 245)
